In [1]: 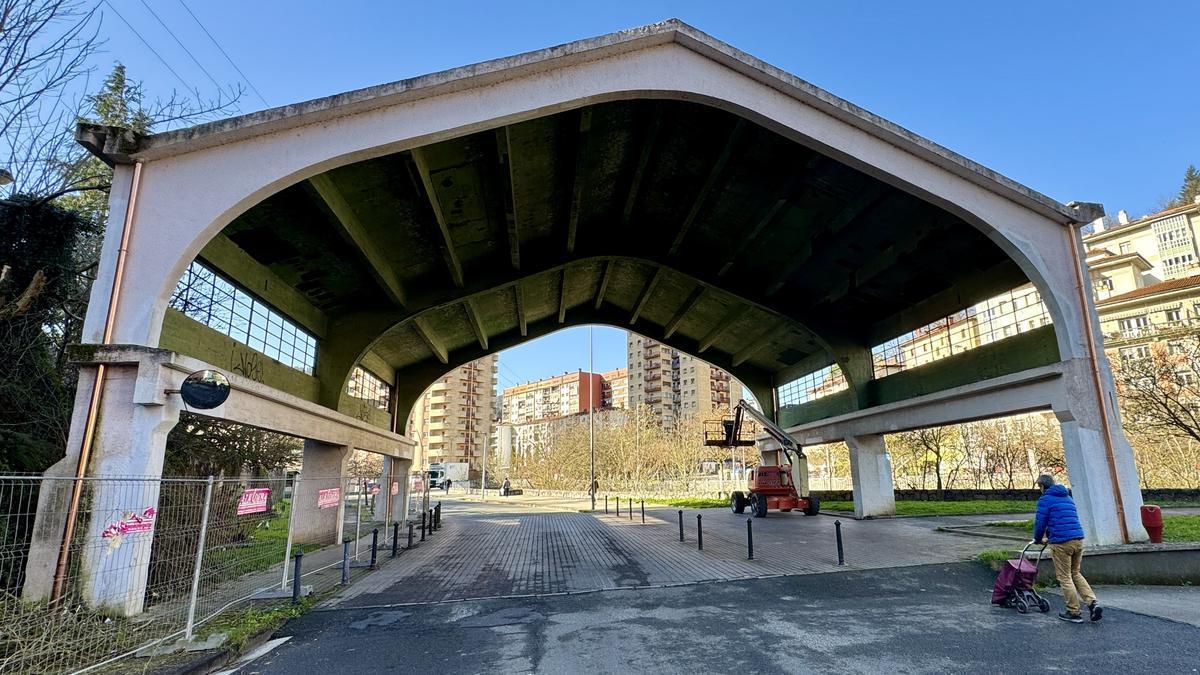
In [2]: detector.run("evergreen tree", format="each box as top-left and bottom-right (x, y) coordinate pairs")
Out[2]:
(1176, 164), (1200, 208)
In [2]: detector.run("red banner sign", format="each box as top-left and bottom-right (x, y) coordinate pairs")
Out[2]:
(237, 487), (270, 515)
(317, 487), (341, 509)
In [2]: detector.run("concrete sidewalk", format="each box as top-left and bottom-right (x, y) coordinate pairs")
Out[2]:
(1047, 584), (1200, 627)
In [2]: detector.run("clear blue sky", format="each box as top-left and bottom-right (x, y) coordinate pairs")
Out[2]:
(88, 1), (1197, 386)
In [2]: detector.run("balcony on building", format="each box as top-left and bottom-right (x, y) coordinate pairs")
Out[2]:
(646, 360), (661, 370)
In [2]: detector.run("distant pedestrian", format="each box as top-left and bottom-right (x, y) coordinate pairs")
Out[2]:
(444, 478), (452, 493)
(1033, 474), (1101, 623)
(501, 477), (511, 497)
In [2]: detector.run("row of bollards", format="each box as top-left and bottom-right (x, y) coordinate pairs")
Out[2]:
(666, 509), (845, 565)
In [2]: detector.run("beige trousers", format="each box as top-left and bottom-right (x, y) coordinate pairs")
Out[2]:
(1049, 539), (1096, 615)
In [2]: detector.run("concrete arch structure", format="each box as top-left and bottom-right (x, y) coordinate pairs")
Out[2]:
(28, 20), (1147, 617)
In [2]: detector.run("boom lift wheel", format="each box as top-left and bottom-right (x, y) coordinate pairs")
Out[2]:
(751, 493), (768, 518)
(730, 491), (747, 514)
(803, 496), (821, 516)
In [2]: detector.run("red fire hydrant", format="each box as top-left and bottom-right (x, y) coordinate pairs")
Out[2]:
(1141, 504), (1164, 543)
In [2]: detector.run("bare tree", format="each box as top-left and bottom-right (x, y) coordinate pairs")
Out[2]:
(1113, 340), (1200, 443)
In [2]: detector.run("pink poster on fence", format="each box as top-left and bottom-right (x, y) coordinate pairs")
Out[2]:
(237, 488), (270, 515)
(390, 481), (399, 496)
(101, 506), (157, 538)
(317, 487), (341, 509)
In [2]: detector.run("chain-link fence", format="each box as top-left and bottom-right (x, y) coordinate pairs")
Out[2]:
(0, 471), (416, 674)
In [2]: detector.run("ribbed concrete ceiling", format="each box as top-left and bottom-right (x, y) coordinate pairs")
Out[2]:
(213, 98), (1025, 401)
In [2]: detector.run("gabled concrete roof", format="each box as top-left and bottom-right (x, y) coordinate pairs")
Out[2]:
(88, 19), (1084, 224)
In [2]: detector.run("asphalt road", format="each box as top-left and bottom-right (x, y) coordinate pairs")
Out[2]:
(242, 562), (1200, 674)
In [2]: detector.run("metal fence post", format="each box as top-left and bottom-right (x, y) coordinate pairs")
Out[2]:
(392, 522), (400, 557)
(746, 518), (754, 560)
(184, 476), (215, 640)
(678, 510), (684, 541)
(291, 550), (303, 605)
(697, 514), (703, 550)
(280, 474), (301, 591)
(341, 539), (351, 584)
(835, 520), (845, 565)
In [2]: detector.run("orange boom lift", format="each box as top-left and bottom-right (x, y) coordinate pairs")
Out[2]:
(704, 400), (820, 518)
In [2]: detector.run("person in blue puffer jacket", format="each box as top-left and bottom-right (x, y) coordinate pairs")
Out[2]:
(1033, 474), (1102, 623)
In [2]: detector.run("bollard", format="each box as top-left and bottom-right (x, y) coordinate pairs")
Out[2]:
(746, 518), (754, 560)
(370, 528), (379, 569)
(835, 520), (845, 566)
(407, 522), (415, 549)
(678, 510), (684, 542)
(629, 500), (633, 521)
(697, 514), (703, 550)
(392, 522), (400, 558)
(617, 498), (620, 517)
(641, 500), (645, 524)
(420, 512), (427, 541)
(605, 495), (609, 514)
(341, 539), (351, 585)
(435, 502), (442, 529)
(291, 550), (303, 605)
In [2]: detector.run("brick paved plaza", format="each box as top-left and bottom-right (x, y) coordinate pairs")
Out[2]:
(331, 498), (1001, 607)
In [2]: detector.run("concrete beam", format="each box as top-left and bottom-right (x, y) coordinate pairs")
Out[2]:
(668, 119), (744, 256)
(699, 304), (751, 353)
(765, 183), (885, 296)
(198, 234), (328, 338)
(788, 362), (1067, 445)
(558, 268), (569, 323)
(411, 315), (449, 364)
(629, 267), (663, 324)
(594, 260), (613, 309)
(733, 321), (790, 366)
(565, 109), (589, 254)
(463, 298), (488, 350)
(622, 104), (663, 226)
(307, 175), (406, 306)
(514, 283), (528, 335)
(410, 148), (466, 287)
(502, 127), (522, 270)
(663, 286), (706, 339)
(717, 156), (824, 277)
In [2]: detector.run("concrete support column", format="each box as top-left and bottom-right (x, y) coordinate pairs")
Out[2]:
(23, 364), (181, 616)
(1056, 414), (1147, 546)
(846, 434), (896, 519)
(292, 440), (351, 545)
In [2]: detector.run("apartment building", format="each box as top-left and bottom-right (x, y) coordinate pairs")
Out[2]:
(406, 355), (498, 474)
(1083, 200), (1200, 360)
(626, 334), (739, 423)
(601, 368), (628, 410)
(500, 370), (603, 425)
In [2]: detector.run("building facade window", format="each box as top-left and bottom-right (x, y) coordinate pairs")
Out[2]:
(169, 260), (318, 374)
(348, 366), (391, 410)
(1118, 316), (1151, 337)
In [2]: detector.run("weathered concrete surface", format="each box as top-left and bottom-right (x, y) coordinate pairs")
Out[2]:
(247, 563), (1200, 674)
(1047, 584), (1200, 628)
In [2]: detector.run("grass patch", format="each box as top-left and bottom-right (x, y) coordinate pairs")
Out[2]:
(976, 549), (1014, 563)
(642, 497), (728, 509)
(821, 500), (1036, 516)
(986, 514), (1200, 542)
(202, 499), (314, 579)
(202, 597), (312, 651)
